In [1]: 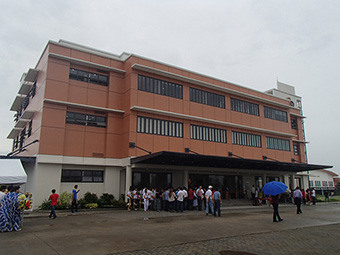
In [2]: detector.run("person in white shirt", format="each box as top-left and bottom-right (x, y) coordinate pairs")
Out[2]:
(176, 187), (185, 213)
(143, 188), (150, 212)
(132, 188), (138, 210)
(205, 185), (214, 216)
(311, 188), (316, 205)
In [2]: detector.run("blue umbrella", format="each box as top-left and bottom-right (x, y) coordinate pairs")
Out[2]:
(262, 181), (288, 196)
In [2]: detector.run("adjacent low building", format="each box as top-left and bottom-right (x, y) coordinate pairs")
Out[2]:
(5, 40), (332, 208)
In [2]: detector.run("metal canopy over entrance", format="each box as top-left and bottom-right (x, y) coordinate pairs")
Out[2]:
(131, 151), (332, 173)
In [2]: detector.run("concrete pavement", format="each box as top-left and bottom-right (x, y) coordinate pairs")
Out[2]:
(1, 202), (340, 255)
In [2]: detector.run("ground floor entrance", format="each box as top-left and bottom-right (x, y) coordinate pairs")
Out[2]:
(189, 174), (244, 199)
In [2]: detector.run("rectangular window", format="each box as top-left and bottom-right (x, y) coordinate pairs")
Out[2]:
(291, 117), (298, 129)
(66, 112), (107, 128)
(27, 120), (33, 137)
(230, 98), (259, 116)
(137, 116), (183, 138)
(190, 124), (226, 143)
(315, 181), (321, 187)
(61, 170), (104, 183)
(329, 181), (334, 187)
(309, 180), (314, 187)
(19, 128), (26, 149)
(293, 143), (299, 156)
(69, 68), (109, 86)
(232, 131), (261, 147)
(190, 87), (225, 108)
(322, 181), (328, 187)
(264, 106), (288, 122)
(138, 75), (183, 99)
(266, 137), (290, 151)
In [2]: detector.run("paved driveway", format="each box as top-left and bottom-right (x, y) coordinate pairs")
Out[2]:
(1, 203), (340, 255)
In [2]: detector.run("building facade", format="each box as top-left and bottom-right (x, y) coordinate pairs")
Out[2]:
(6, 40), (331, 208)
(308, 170), (337, 195)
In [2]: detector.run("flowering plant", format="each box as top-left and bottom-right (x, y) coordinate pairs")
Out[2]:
(18, 192), (33, 211)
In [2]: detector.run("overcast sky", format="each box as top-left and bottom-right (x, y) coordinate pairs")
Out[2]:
(0, 0), (339, 175)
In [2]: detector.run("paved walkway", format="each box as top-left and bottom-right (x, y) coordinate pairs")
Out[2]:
(1, 202), (340, 255)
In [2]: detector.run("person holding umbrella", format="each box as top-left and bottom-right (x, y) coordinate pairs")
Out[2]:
(262, 181), (287, 223)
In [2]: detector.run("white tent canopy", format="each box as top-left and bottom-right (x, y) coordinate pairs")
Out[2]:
(0, 159), (27, 184)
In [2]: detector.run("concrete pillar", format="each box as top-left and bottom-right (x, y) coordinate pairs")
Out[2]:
(262, 173), (267, 187)
(283, 175), (290, 186)
(183, 169), (189, 189)
(125, 165), (132, 202)
(290, 174), (295, 191)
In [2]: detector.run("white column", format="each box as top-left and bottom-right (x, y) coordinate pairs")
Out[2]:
(183, 169), (189, 189)
(262, 173), (267, 188)
(125, 165), (132, 202)
(283, 175), (289, 186)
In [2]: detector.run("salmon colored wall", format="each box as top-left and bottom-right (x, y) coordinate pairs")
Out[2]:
(14, 42), (306, 163)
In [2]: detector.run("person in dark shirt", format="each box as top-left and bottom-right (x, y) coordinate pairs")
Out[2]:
(271, 194), (283, 222)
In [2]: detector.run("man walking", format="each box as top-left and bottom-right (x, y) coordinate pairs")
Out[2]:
(205, 185), (214, 216)
(293, 186), (303, 214)
(48, 189), (61, 219)
(71, 185), (80, 213)
(176, 187), (184, 213)
(311, 188), (316, 205)
(213, 188), (222, 217)
(196, 186), (204, 211)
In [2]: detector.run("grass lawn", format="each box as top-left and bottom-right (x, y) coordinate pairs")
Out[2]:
(316, 195), (340, 202)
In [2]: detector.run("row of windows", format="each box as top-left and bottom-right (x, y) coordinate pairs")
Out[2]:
(232, 131), (262, 148)
(69, 68), (109, 86)
(137, 116), (183, 138)
(189, 87), (225, 108)
(138, 76), (291, 124)
(231, 98), (259, 116)
(264, 106), (288, 122)
(309, 180), (334, 187)
(61, 170), (104, 183)
(266, 136), (290, 151)
(66, 112), (107, 128)
(137, 115), (292, 151)
(190, 124), (226, 143)
(138, 75), (183, 99)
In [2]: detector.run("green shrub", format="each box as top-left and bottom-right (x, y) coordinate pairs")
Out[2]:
(57, 191), (72, 209)
(83, 192), (98, 203)
(84, 203), (98, 209)
(39, 191), (72, 210)
(98, 193), (114, 207)
(39, 199), (51, 210)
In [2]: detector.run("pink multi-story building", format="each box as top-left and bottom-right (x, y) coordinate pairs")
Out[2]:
(6, 40), (331, 208)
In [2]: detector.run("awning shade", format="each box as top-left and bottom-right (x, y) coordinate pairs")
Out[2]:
(131, 151), (332, 173)
(0, 159), (27, 184)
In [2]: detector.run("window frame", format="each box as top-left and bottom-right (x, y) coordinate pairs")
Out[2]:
(61, 169), (104, 183)
(69, 68), (109, 86)
(137, 116), (183, 138)
(190, 87), (225, 108)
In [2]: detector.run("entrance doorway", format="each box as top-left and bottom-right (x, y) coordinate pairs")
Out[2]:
(133, 172), (172, 189)
(189, 174), (244, 199)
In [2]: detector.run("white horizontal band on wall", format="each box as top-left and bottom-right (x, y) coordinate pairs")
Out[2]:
(44, 98), (125, 114)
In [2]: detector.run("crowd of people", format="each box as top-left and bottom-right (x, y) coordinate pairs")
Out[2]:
(126, 185), (222, 216)
(0, 185), (23, 232)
